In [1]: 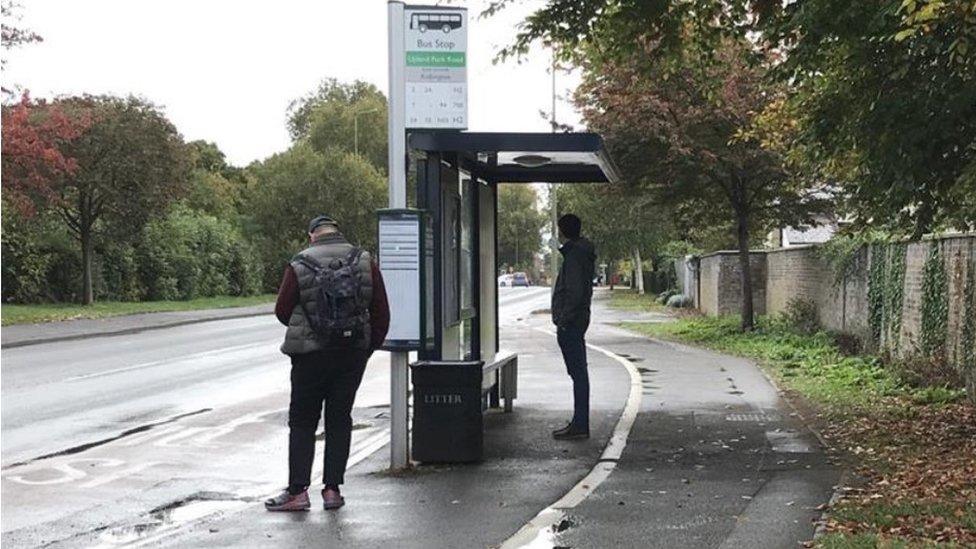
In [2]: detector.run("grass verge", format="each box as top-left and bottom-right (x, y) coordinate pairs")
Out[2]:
(1, 294), (276, 326)
(607, 289), (669, 312)
(622, 315), (975, 548)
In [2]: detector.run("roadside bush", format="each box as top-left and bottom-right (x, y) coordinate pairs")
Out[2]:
(2, 206), (57, 303)
(780, 297), (819, 334)
(1, 206), (83, 303)
(657, 289), (676, 304)
(666, 293), (692, 308)
(890, 355), (966, 392)
(98, 244), (145, 301)
(139, 207), (260, 300)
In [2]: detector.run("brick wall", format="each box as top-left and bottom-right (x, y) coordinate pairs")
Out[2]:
(695, 234), (976, 398)
(699, 251), (767, 316)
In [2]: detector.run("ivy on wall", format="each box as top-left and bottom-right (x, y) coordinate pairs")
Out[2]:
(920, 242), (949, 358)
(868, 243), (887, 346)
(960, 251), (976, 388)
(885, 243), (907, 348)
(866, 242), (909, 352)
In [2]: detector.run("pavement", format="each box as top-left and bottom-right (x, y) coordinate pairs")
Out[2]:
(0, 303), (275, 348)
(0, 289), (840, 548)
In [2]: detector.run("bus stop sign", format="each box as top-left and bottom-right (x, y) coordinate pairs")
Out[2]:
(403, 5), (467, 129)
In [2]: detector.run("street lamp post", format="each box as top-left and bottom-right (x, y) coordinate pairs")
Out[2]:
(354, 107), (379, 157)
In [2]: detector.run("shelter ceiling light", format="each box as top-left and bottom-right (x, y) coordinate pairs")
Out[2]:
(512, 154), (551, 168)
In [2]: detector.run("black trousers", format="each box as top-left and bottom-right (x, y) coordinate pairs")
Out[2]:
(288, 349), (370, 492)
(556, 326), (589, 430)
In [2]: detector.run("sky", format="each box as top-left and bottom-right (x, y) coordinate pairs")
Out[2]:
(3, 0), (583, 167)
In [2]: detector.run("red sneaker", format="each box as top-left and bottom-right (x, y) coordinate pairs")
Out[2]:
(322, 487), (345, 510)
(264, 489), (310, 512)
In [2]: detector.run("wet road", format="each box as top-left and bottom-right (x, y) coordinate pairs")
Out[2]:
(1, 286), (552, 548)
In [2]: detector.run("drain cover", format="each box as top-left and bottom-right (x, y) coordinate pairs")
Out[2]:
(725, 412), (780, 422)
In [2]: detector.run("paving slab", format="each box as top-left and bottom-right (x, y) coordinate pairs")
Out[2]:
(546, 315), (839, 548)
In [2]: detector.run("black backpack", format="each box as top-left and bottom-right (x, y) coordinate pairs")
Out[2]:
(293, 247), (370, 349)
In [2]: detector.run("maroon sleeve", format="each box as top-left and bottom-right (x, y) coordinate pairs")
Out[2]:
(370, 261), (391, 349)
(275, 265), (299, 326)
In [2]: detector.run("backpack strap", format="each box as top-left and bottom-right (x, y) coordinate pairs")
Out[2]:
(290, 254), (326, 334)
(345, 247), (363, 268)
(291, 253), (323, 274)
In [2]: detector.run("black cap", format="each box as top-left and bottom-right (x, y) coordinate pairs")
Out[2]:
(308, 214), (338, 233)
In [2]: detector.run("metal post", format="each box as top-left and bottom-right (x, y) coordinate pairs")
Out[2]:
(549, 53), (559, 288)
(387, 0), (409, 470)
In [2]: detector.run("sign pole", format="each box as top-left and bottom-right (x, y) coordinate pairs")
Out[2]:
(387, 0), (409, 470)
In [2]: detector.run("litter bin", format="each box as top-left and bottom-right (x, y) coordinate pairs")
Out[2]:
(410, 360), (484, 463)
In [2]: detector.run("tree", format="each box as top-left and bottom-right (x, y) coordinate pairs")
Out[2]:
(572, 42), (829, 329)
(184, 140), (248, 219)
(245, 143), (386, 290)
(1, 94), (89, 216)
(767, 0), (976, 236)
(287, 78), (388, 173)
(55, 95), (191, 304)
(557, 183), (670, 294)
(490, 0), (976, 236)
(497, 184), (547, 271)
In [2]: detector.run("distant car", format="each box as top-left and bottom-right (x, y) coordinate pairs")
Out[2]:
(498, 274), (513, 287)
(511, 272), (530, 287)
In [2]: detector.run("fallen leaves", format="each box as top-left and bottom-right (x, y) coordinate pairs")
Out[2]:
(817, 401), (976, 546)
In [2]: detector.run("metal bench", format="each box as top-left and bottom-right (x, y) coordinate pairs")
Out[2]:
(481, 350), (517, 412)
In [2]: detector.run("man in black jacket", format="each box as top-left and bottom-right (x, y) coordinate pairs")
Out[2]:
(550, 213), (596, 440)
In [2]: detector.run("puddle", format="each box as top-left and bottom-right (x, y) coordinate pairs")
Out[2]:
(766, 430), (814, 453)
(95, 494), (248, 547)
(517, 512), (577, 549)
(727, 390), (744, 395)
(316, 423), (372, 439)
(625, 357), (645, 363)
(636, 367), (658, 374)
(554, 517), (576, 532)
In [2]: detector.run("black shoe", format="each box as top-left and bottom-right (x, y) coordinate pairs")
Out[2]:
(551, 423), (574, 437)
(553, 425), (589, 440)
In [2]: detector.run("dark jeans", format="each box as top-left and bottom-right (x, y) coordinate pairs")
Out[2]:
(556, 326), (589, 430)
(288, 349), (370, 493)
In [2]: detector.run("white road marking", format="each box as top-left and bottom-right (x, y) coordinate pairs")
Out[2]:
(6, 458), (124, 485)
(63, 340), (278, 382)
(81, 461), (165, 488)
(500, 327), (643, 549)
(116, 425), (394, 548)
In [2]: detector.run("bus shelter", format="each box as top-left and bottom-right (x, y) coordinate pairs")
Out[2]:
(379, 131), (618, 462)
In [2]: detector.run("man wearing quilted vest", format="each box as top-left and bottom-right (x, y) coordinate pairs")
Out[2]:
(265, 214), (390, 512)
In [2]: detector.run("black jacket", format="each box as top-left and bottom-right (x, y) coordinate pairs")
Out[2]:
(551, 237), (596, 330)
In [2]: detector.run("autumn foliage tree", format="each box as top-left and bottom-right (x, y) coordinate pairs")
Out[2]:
(54, 96), (191, 305)
(573, 43), (829, 329)
(490, 0), (976, 236)
(1, 94), (89, 216)
(490, 2), (836, 329)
